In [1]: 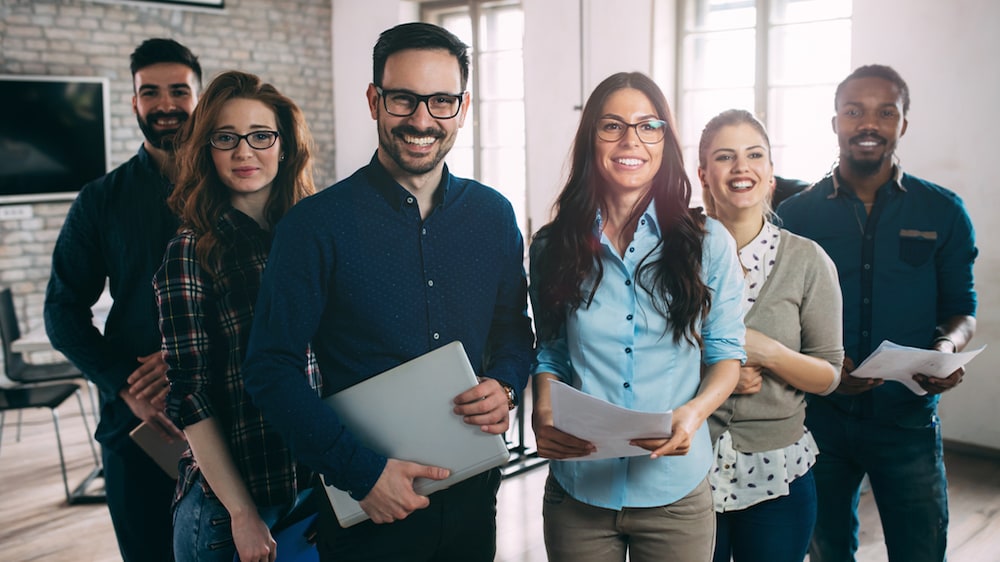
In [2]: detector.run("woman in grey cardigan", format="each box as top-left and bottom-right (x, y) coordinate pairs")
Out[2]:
(698, 109), (845, 562)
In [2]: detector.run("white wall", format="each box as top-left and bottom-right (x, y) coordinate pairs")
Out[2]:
(852, 0), (1000, 450)
(331, 0), (418, 181)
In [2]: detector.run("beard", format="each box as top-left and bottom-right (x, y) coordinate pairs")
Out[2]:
(843, 153), (887, 176)
(842, 133), (892, 177)
(378, 124), (452, 176)
(136, 111), (189, 151)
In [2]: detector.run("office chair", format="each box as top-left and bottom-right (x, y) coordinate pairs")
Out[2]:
(0, 287), (103, 504)
(0, 287), (98, 427)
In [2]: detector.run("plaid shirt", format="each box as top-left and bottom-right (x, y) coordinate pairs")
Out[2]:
(154, 207), (322, 507)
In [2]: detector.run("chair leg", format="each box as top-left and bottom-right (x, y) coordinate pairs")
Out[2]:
(49, 407), (73, 503)
(0, 411), (5, 455)
(15, 409), (23, 442)
(74, 389), (100, 466)
(84, 380), (100, 426)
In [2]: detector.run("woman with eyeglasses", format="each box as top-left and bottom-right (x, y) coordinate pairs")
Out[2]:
(528, 72), (746, 562)
(153, 70), (320, 562)
(698, 109), (843, 562)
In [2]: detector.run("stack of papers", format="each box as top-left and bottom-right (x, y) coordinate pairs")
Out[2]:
(851, 340), (986, 395)
(550, 380), (672, 460)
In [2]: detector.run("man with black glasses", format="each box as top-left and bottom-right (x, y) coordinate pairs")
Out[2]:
(242, 22), (533, 561)
(45, 38), (200, 562)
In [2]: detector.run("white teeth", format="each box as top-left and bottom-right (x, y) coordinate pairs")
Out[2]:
(403, 135), (435, 146)
(615, 158), (643, 166)
(858, 140), (878, 147)
(731, 180), (753, 190)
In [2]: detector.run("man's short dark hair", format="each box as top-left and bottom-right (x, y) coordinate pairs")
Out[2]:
(835, 64), (910, 115)
(372, 22), (470, 91)
(130, 38), (202, 86)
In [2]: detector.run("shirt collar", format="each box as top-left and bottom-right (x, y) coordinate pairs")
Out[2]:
(593, 199), (661, 238)
(366, 151), (452, 212)
(827, 160), (906, 199)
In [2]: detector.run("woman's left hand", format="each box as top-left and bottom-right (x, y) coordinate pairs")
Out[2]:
(630, 403), (703, 458)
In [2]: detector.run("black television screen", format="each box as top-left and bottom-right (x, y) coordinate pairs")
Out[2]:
(0, 75), (110, 204)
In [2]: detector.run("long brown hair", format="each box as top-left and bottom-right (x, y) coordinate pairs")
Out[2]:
(170, 70), (315, 272)
(533, 72), (710, 346)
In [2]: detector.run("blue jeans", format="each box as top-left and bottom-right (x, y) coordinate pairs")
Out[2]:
(806, 397), (948, 562)
(713, 468), (817, 562)
(172, 481), (295, 562)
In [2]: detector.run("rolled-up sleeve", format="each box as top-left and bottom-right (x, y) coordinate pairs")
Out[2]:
(700, 218), (747, 366)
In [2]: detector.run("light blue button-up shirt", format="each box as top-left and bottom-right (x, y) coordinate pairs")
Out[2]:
(531, 204), (746, 509)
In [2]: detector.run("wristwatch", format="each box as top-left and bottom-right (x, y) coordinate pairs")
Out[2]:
(499, 382), (517, 411)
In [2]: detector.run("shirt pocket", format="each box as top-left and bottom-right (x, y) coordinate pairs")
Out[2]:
(898, 229), (937, 267)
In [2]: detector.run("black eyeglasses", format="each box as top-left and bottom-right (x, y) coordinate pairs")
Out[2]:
(596, 118), (668, 144)
(209, 130), (280, 151)
(375, 86), (464, 119)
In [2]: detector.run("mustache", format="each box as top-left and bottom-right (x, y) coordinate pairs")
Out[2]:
(850, 132), (886, 145)
(391, 125), (444, 139)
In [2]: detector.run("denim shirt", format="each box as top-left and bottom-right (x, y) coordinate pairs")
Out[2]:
(531, 206), (746, 509)
(777, 167), (977, 419)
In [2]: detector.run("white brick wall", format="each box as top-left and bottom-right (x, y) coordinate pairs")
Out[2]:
(0, 0), (335, 333)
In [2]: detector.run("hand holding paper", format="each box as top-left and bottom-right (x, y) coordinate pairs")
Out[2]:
(549, 379), (672, 461)
(851, 340), (986, 395)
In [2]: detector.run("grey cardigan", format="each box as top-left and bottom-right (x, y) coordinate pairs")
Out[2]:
(709, 229), (844, 452)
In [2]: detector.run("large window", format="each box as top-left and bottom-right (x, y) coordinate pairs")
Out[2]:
(678, 0), (852, 188)
(422, 1), (527, 235)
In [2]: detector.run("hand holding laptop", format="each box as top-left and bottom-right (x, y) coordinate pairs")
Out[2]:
(358, 459), (450, 524)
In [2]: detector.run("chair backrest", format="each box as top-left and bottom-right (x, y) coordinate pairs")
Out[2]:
(0, 287), (28, 379)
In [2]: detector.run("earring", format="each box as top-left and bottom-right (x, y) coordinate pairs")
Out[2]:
(279, 153), (286, 161)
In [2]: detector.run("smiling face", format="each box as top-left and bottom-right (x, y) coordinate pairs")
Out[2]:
(833, 76), (908, 176)
(699, 122), (775, 221)
(132, 62), (199, 151)
(210, 97), (281, 206)
(594, 88), (664, 197)
(367, 48), (468, 184)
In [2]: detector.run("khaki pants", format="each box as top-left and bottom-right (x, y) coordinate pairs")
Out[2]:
(543, 474), (715, 562)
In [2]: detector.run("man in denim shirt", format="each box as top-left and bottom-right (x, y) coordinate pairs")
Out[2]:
(777, 64), (977, 562)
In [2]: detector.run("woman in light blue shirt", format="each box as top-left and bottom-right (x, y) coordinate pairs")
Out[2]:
(529, 72), (746, 562)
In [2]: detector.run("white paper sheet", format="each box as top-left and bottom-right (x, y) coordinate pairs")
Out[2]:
(549, 379), (672, 461)
(851, 340), (987, 395)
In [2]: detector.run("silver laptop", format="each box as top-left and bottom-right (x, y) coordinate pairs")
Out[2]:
(321, 341), (511, 527)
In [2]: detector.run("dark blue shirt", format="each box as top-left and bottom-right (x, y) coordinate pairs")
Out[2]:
(777, 168), (977, 419)
(45, 146), (179, 446)
(242, 154), (534, 499)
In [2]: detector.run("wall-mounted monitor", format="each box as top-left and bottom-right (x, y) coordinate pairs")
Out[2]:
(0, 75), (111, 204)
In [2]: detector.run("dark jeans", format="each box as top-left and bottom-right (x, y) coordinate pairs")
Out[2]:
(806, 397), (948, 562)
(103, 435), (176, 562)
(713, 468), (817, 562)
(316, 468), (502, 562)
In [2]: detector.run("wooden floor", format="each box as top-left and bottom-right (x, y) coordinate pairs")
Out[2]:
(2, 389), (999, 561)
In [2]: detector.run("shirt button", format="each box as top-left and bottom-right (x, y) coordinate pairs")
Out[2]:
(865, 235), (872, 240)
(626, 314), (633, 321)
(433, 332), (440, 340)
(406, 196), (415, 204)
(422, 227), (427, 235)
(625, 279), (632, 286)
(863, 263), (871, 270)
(640, 219), (646, 225)
(628, 247), (635, 253)
(625, 347), (632, 354)
(863, 297), (870, 304)
(862, 331), (869, 338)
(427, 280), (434, 287)
(623, 382), (630, 389)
